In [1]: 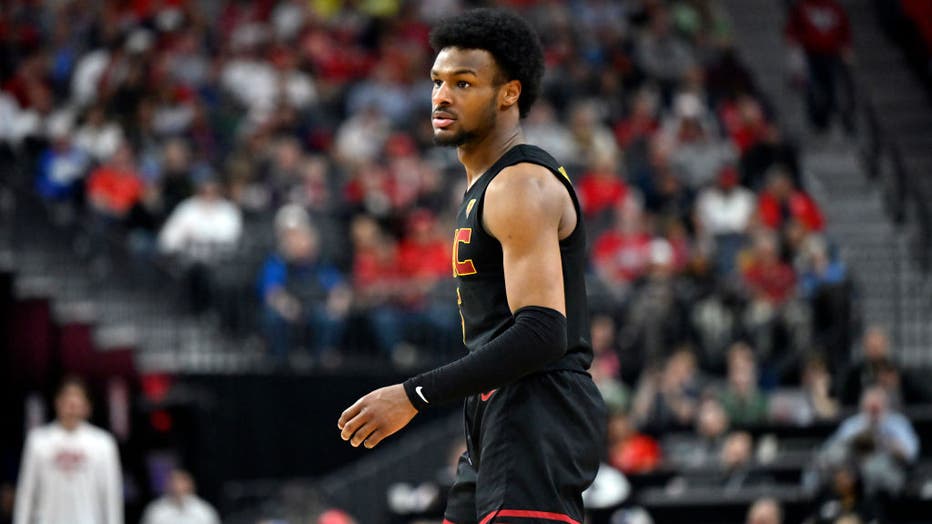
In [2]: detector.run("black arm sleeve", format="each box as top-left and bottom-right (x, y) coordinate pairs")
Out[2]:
(402, 306), (567, 410)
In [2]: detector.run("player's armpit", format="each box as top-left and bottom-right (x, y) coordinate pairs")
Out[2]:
(482, 163), (569, 315)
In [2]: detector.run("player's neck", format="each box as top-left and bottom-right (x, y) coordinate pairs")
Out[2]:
(458, 123), (524, 189)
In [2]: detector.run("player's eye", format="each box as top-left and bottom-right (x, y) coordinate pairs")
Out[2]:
(432, 79), (442, 88)
(456, 81), (470, 88)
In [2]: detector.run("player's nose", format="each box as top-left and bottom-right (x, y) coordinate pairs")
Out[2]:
(432, 82), (453, 108)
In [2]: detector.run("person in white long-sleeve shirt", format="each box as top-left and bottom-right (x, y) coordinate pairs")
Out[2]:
(14, 377), (123, 524)
(157, 177), (242, 312)
(158, 178), (243, 263)
(141, 469), (219, 524)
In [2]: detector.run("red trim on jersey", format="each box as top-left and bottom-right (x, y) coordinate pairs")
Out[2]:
(443, 520), (457, 524)
(479, 509), (580, 524)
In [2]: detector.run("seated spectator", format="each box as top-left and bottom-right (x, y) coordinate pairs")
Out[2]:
(140, 469), (219, 524)
(839, 325), (930, 407)
(593, 199), (652, 300)
(718, 431), (770, 489)
(804, 462), (879, 524)
(719, 343), (769, 427)
(346, 62), (414, 127)
(739, 123), (800, 192)
(333, 105), (391, 170)
(663, 396), (731, 469)
(824, 386), (919, 497)
(523, 100), (575, 163)
(590, 315), (630, 411)
(719, 94), (769, 155)
(614, 87), (660, 151)
(577, 150), (630, 227)
(633, 348), (704, 434)
(669, 104), (735, 192)
(801, 355), (840, 422)
(669, 430), (767, 490)
(258, 206), (350, 362)
(798, 235), (854, 371)
(740, 229), (808, 380)
(352, 214), (454, 364)
(567, 99), (619, 170)
(73, 104), (123, 162)
(156, 138), (195, 218)
(35, 116), (89, 216)
(606, 410), (661, 474)
(158, 178), (242, 262)
(769, 355), (840, 426)
(758, 166), (825, 234)
(694, 165), (755, 275)
(158, 177), (242, 313)
(395, 209), (459, 360)
(636, 5), (696, 95)
(619, 239), (693, 367)
(746, 497), (783, 524)
(86, 142), (145, 222)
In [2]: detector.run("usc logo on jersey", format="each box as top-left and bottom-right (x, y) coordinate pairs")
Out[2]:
(452, 227), (477, 276)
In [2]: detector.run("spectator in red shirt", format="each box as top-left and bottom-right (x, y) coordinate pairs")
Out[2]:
(593, 200), (653, 300)
(741, 230), (809, 381)
(606, 409), (661, 474)
(86, 142), (144, 220)
(614, 87), (660, 150)
(397, 209), (451, 307)
(785, 0), (855, 133)
(353, 213), (457, 363)
(719, 94), (769, 155)
(577, 150), (629, 227)
(758, 166), (825, 233)
(742, 230), (796, 307)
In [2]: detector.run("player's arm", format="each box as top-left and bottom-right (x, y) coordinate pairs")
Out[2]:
(338, 163), (571, 448)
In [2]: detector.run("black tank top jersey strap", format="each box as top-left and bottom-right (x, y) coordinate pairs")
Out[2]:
(451, 144), (592, 372)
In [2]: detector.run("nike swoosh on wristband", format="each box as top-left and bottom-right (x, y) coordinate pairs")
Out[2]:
(415, 386), (429, 404)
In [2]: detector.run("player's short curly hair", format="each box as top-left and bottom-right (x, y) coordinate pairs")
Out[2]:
(429, 8), (544, 119)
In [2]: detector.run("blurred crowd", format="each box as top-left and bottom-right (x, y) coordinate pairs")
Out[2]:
(2, 0), (931, 523)
(0, 0), (858, 368)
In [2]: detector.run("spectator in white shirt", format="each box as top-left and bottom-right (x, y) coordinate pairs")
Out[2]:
(158, 178), (242, 263)
(694, 166), (755, 275)
(158, 177), (242, 312)
(140, 469), (220, 524)
(14, 377), (123, 524)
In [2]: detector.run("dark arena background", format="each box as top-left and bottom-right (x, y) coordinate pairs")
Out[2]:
(2, 1), (932, 523)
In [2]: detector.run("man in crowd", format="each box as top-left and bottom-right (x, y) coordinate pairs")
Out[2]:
(15, 377), (123, 524)
(140, 469), (219, 524)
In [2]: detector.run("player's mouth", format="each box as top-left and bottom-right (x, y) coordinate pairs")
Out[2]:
(432, 111), (457, 129)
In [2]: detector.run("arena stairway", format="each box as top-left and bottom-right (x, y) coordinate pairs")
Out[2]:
(723, 0), (932, 366)
(1, 164), (261, 375)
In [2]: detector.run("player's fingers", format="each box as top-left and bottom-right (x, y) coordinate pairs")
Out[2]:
(350, 423), (376, 448)
(338, 400), (363, 430)
(363, 429), (384, 449)
(340, 409), (368, 441)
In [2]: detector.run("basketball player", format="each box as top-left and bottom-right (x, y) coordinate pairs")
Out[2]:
(338, 9), (606, 523)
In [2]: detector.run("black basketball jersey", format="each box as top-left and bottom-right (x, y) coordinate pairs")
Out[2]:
(451, 144), (592, 373)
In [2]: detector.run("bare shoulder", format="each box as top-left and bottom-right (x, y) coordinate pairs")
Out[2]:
(483, 162), (566, 239)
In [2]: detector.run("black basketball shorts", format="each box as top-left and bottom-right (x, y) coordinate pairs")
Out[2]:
(442, 369), (607, 524)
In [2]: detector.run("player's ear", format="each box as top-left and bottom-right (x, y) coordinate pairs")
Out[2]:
(500, 80), (521, 110)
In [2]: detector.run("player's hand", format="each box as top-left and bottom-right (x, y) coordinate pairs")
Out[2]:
(338, 384), (417, 449)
